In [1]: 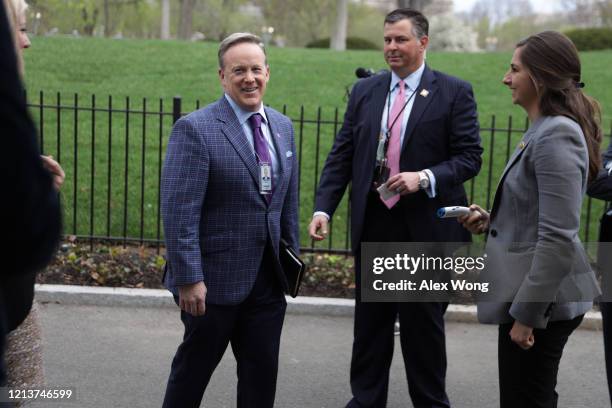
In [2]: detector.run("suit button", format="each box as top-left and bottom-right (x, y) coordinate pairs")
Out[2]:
(490, 229), (498, 237)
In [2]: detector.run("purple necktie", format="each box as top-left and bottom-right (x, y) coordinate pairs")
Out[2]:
(248, 113), (273, 203)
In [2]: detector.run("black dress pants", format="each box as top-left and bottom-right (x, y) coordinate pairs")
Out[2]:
(498, 315), (584, 408)
(347, 193), (450, 408)
(601, 301), (612, 403)
(162, 246), (286, 408)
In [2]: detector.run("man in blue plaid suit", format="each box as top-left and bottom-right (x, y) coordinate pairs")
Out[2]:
(160, 32), (299, 408)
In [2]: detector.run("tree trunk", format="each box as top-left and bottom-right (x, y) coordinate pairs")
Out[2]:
(330, 0), (348, 51)
(161, 0), (170, 39)
(178, 0), (196, 40)
(82, 6), (99, 36)
(104, 0), (109, 37)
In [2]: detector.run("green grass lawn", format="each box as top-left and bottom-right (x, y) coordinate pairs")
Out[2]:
(25, 36), (612, 122)
(23, 37), (612, 250)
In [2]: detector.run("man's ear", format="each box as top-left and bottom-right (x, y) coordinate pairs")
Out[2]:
(419, 35), (429, 51)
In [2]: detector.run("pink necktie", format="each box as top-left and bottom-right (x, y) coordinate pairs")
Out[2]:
(381, 80), (405, 209)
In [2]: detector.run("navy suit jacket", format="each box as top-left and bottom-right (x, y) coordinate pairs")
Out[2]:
(315, 66), (482, 252)
(161, 96), (299, 305)
(587, 140), (612, 201)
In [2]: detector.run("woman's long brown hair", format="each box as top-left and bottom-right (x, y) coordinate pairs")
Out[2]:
(517, 31), (602, 182)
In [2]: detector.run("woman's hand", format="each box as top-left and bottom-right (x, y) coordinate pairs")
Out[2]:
(457, 204), (490, 235)
(510, 320), (535, 350)
(40, 155), (65, 191)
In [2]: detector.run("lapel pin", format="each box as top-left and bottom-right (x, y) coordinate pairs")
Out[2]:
(519, 141), (526, 149)
(420, 89), (429, 98)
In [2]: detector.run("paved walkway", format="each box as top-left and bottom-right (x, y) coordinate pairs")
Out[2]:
(30, 302), (608, 408)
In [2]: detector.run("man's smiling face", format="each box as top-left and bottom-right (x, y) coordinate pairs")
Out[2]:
(219, 42), (270, 112)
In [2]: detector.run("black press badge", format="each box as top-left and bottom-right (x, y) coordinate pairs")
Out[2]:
(372, 164), (391, 190)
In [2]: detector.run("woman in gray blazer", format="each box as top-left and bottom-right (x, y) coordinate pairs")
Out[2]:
(459, 31), (602, 408)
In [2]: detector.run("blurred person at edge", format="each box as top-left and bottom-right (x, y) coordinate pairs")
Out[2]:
(459, 31), (602, 408)
(586, 126), (612, 402)
(1, 0), (64, 401)
(6, 0), (64, 187)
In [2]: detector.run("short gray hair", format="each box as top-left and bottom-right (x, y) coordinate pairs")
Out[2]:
(218, 32), (267, 69)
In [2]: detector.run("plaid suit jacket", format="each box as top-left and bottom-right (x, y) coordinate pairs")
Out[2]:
(161, 96), (299, 304)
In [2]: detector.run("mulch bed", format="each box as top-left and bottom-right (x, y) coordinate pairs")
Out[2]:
(38, 238), (356, 299)
(39, 239), (484, 304)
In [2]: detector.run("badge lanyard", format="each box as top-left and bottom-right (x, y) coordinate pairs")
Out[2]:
(375, 85), (419, 166)
(254, 131), (273, 195)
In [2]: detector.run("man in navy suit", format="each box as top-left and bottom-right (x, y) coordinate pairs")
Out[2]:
(161, 32), (299, 408)
(309, 9), (482, 408)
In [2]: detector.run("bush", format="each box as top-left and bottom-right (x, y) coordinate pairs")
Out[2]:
(429, 13), (480, 52)
(305, 37), (379, 50)
(565, 28), (612, 51)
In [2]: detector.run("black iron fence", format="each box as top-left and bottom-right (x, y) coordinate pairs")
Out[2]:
(27, 91), (612, 254)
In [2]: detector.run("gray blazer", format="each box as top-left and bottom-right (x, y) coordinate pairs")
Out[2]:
(477, 116), (600, 328)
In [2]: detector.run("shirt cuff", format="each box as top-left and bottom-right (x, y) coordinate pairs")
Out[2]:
(422, 169), (437, 198)
(313, 211), (330, 220)
(606, 161), (612, 175)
